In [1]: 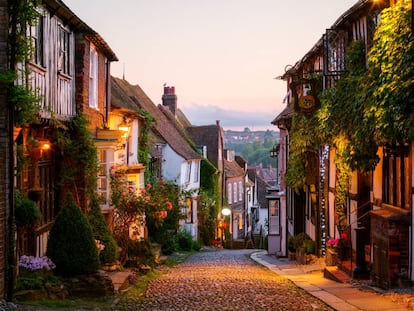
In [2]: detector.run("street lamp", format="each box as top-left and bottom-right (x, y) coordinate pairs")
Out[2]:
(269, 143), (280, 188)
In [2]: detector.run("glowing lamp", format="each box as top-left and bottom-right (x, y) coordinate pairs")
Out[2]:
(221, 207), (231, 216)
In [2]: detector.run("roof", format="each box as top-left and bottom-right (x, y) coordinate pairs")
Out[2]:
(111, 77), (203, 161)
(45, 0), (118, 61)
(186, 124), (223, 168)
(224, 159), (245, 179)
(271, 103), (294, 126)
(111, 77), (145, 117)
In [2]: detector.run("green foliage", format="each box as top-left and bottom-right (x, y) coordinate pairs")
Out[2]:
(46, 193), (100, 277)
(127, 239), (155, 268)
(87, 197), (119, 265)
(175, 230), (194, 251)
(8, 0), (43, 127)
(227, 138), (278, 167)
(56, 113), (98, 200)
(137, 110), (156, 183)
(14, 190), (40, 228)
(366, 2), (414, 144)
(288, 232), (312, 252)
(285, 114), (319, 192)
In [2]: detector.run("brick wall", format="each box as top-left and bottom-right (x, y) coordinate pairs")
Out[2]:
(75, 35), (109, 132)
(0, 0), (9, 299)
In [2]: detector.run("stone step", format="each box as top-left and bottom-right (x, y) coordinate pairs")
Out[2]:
(324, 266), (351, 283)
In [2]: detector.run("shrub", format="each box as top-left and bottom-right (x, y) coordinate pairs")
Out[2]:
(46, 193), (100, 277)
(175, 230), (193, 251)
(14, 190), (40, 228)
(127, 239), (155, 267)
(87, 197), (119, 264)
(160, 234), (177, 255)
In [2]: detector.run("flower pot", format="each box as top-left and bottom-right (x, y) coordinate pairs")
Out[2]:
(326, 248), (338, 266)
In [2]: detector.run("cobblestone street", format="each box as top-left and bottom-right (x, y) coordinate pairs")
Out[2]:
(115, 249), (334, 311)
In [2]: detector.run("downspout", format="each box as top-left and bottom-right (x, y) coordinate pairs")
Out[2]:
(105, 59), (110, 126)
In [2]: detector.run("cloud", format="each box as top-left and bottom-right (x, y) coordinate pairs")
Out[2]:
(181, 104), (275, 130)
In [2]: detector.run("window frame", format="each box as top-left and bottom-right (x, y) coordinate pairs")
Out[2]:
(89, 45), (98, 109)
(383, 145), (411, 209)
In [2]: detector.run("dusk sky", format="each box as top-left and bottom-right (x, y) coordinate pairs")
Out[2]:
(64, 0), (357, 131)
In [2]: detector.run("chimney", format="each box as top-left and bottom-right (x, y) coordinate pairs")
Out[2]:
(162, 85), (177, 115)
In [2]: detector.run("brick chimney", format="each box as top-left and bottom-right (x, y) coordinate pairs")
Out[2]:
(162, 85), (177, 115)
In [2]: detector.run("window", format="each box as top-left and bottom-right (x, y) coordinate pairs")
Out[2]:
(185, 162), (191, 183)
(193, 161), (199, 183)
(383, 146), (411, 209)
(227, 183), (232, 204)
(233, 182), (237, 204)
(269, 199), (280, 235)
(184, 197), (193, 223)
(97, 149), (113, 209)
(58, 26), (70, 75)
(30, 15), (44, 66)
(89, 46), (98, 109)
(238, 181), (243, 201)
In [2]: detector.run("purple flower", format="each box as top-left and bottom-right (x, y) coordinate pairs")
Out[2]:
(18, 255), (56, 271)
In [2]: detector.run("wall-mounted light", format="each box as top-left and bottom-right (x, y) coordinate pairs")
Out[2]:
(118, 118), (130, 138)
(221, 207), (231, 216)
(39, 140), (51, 151)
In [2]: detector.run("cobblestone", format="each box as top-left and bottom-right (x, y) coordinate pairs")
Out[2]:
(115, 249), (334, 310)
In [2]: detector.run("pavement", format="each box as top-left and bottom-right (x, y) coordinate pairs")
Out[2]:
(251, 250), (411, 311)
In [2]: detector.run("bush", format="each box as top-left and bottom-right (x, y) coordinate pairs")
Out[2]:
(175, 230), (193, 251)
(14, 190), (40, 228)
(288, 232), (312, 252)
(127, 239), (155, 267)
(160, 234), (177, 255)
(87, 197), (119, 264)
(46, 193), (100, 277)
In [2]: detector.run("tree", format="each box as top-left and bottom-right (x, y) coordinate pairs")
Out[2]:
(46, 193), (100, 277)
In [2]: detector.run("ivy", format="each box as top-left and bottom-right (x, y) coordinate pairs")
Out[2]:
(365, 2), (414, 144)
(286, 2), (414, 228)
(137, 110), (155, 184)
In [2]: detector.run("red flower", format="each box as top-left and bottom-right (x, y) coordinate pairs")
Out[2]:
(166, 201), (173, 210)
(340, 233), (347, 240)
(141, 189), (146, 195)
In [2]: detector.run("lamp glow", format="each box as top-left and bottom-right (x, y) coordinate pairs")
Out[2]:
(221, 207), (231, 216)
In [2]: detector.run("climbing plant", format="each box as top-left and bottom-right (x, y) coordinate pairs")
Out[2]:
(286, 3), (414, 228)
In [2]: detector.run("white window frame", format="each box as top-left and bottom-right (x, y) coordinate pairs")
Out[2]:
(233, 182), (237, 204)
(269, 199), (280, 235)
(228, 183), (232, 204)
(238, 181), (243, 201)
(89, 45), (98, 109)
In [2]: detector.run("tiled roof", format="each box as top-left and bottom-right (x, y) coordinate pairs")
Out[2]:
(186, 124), (222, 168)
(111, 77), (202, 161)
(224, 159), (245, 178)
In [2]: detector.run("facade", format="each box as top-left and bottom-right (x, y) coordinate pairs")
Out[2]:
(224, 150), (246, 242)
(111, 78), (203, 239)
(0, 0), (119, 298)
(272, 0), (414, 289)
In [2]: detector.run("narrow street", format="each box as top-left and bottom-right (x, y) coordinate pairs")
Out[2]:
(115, 249), (334, 311)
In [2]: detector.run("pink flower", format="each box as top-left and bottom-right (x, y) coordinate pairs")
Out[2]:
(340, 233), (347, 240)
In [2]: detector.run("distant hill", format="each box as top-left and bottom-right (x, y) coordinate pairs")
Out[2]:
(224, 128), (279, 145)
(224, 128), (280, 167)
